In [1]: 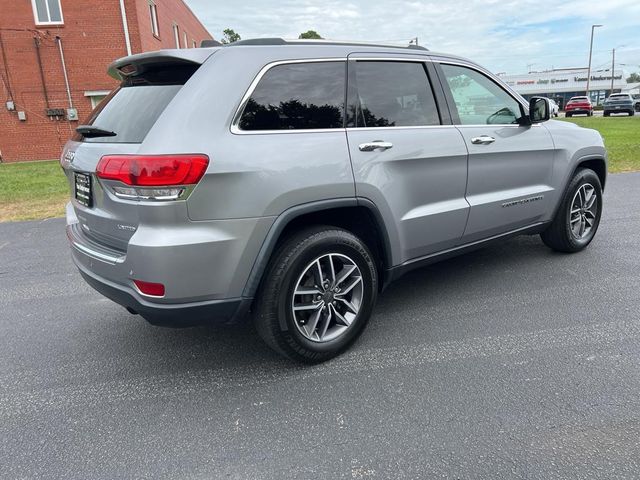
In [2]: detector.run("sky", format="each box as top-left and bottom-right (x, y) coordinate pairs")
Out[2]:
(185, 0), (640, 76)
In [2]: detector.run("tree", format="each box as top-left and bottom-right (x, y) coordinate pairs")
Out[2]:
(298, 30), (323, 39)
(627, 72), (640, 84)
(221, 28), (241, 44)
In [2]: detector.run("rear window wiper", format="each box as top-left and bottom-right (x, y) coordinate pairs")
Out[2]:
(76, 125), (117, 138)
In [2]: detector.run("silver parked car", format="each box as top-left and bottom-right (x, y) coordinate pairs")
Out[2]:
(61, 39), (607, 362)
(603, 93), (635, 116)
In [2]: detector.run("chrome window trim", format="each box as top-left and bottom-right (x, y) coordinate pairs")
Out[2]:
(346, 56), (432, 62)
(346, 124), (541, 132)
(230, 58), (347, 135)
(346, 125), (451, 132)
(230, 56), (536, 134)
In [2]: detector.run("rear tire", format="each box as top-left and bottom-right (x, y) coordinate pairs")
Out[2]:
(630, 110), (635, 116)
(604, 112), (610, 117)
(541, 168), (602, 253)
(566, 113), (572, 117)
(254, 226), (378, 363)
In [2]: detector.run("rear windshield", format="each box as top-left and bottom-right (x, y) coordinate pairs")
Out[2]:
(74, 63), (198, 143)
(75, 85), (181, 143)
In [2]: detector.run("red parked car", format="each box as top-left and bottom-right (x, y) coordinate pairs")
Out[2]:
(565, 96), (593, 117)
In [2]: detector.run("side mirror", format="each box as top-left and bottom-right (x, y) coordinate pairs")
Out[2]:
(529, 97), (550, 123)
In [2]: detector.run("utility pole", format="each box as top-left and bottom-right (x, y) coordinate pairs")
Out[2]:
(585, 24), (603, 98)
(610, 48), (616, 95)
(610, 45), (627, 95)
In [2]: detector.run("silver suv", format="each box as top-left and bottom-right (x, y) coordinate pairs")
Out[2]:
(62, 39), (607, 362)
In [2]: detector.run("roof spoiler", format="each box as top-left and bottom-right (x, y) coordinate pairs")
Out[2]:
(108, 49), (216, 81)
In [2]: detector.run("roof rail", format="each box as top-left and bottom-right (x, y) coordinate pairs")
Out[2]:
(202, 37), (428, 51)
(200, 39), (223, 47)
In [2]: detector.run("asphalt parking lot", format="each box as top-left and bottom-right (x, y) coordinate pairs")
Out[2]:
(1, 172), (639, 479)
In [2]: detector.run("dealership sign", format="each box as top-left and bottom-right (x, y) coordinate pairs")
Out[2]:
(502, 69), (628, 93)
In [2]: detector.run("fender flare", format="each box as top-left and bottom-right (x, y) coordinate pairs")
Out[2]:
(241, 198), (393, 298)
(550, 154), (607, 220)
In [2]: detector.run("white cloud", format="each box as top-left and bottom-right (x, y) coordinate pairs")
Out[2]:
(186, 0), (640, 74)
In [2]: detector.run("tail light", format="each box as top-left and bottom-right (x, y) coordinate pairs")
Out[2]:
(96, 154), (209, 201)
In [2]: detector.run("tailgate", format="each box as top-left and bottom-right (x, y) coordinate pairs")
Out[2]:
(61, 49), (216, 251)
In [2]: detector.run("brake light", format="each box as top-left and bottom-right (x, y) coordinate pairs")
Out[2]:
(96, 154), (209, 186)
(133, 280), (165, 297)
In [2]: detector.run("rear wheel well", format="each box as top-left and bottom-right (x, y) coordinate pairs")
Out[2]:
(576, 158), (606, 190)
(275, 206), (389, 284)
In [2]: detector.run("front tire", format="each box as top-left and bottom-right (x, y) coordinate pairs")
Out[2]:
(541, 168), (603, 253)
(254, 226), (378, 363)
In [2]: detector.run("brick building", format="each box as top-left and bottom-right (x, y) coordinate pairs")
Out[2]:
(0, 0), (212, 162)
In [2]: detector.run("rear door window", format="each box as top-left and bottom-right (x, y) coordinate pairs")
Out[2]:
(350, 61), (440, 127)
(238, 61), (345, 131)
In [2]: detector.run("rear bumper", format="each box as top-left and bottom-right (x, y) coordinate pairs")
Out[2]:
(65, 202), (272, 326)
(604, 107), (633, 113)
(77, 262), (250, 326)
(565, 109), (591, 114)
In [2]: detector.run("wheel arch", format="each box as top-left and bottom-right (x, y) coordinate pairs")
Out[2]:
(549, 155), (607, 221)
(242, 199), (393, 298)
(574, 155), (607, 191)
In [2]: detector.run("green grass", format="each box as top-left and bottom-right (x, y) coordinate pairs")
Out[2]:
(559, 115), (640, 173)
(0, 160), (68, 222)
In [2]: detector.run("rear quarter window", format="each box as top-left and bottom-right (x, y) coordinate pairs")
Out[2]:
(238, 62), (346, 131)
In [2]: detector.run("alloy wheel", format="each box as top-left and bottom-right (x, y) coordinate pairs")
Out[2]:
(291, 253), (364, 342)
(570, 183), (598, 239)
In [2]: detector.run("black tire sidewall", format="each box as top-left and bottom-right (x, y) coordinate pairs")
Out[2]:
(272, 230), (377, 358)
(561, 170), (603, 249)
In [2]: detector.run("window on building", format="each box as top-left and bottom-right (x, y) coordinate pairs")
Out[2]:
(84, 90), (111, 110)
(239, 62), (346, 131)
(173, 24), (180, 48)
(32, 0), (64, 25)
(350, 61), (440, 127)
(440, 64), (523, 125)
(183, 31), (188, 49)
(149, 1), (159, 37)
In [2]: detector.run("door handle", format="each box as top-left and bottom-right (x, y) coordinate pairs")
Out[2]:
(358, 141), (393, 152)
(471, 135), (496, 145)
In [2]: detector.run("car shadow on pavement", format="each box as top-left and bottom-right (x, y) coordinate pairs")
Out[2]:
(95, 234), (554, 373)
